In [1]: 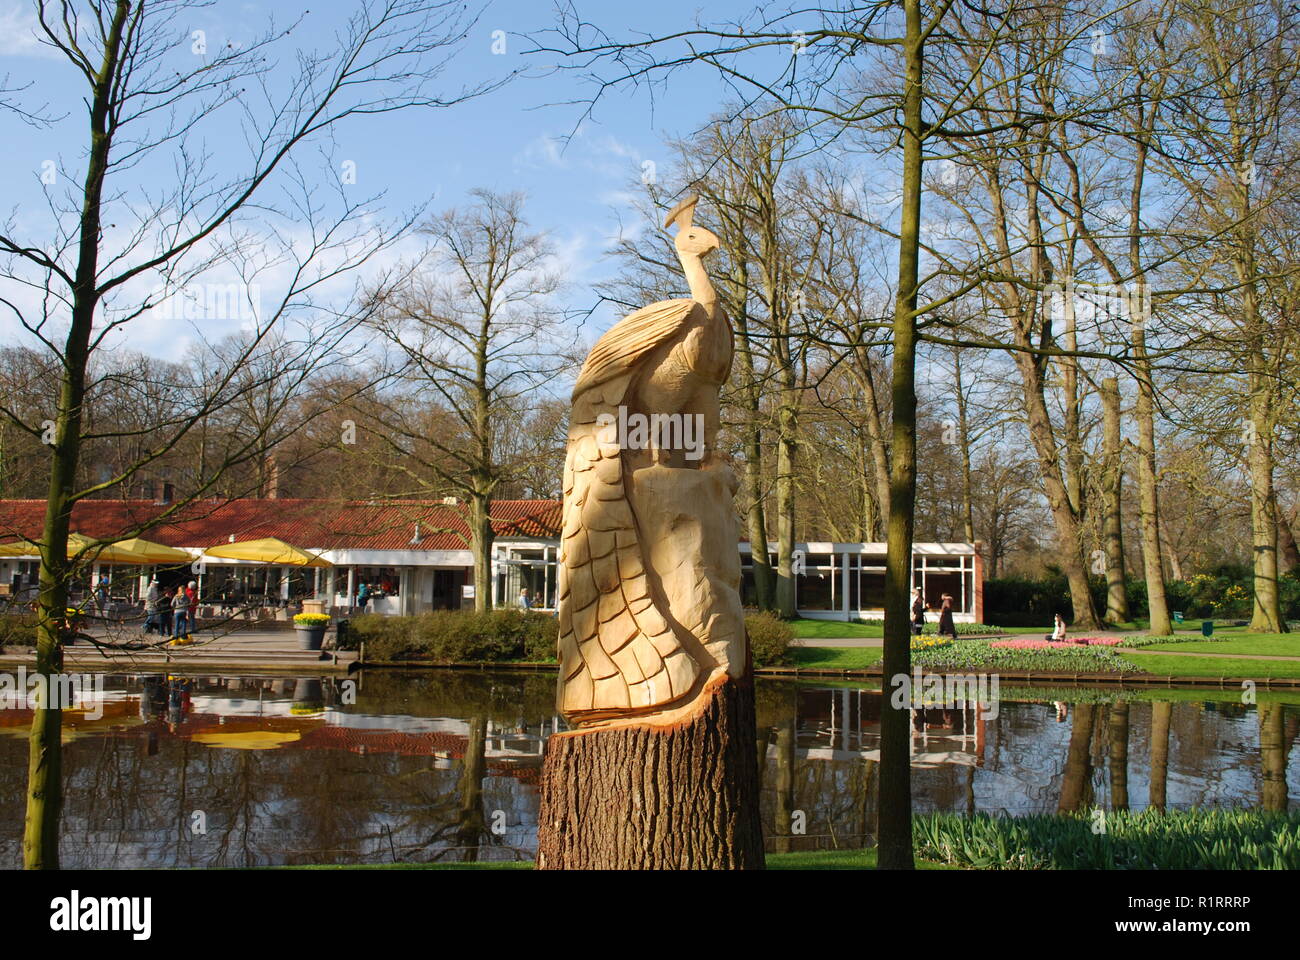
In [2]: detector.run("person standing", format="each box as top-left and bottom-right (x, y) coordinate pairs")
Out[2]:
(95, 575), (110, 613)
(185, 580), (199, 639)
(519, 587), (532, 610)
(938, 594), (958, 642)
(171, 586), (189, 642)
(160, 586), (175, 636)
(911, 587), (927, 636)
(143, 577), (162, 634)
(356, 582), (370, 611)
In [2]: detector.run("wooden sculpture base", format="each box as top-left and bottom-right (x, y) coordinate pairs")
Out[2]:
(536, 671), (765, 869)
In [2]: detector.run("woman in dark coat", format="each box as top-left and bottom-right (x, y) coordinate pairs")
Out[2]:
(937, 594), (958, 641)
(911, 588), (926, 636)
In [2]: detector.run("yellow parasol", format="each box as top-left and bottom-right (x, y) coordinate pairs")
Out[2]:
(0, 533), (193, 565)
(201, 536), (331, 568)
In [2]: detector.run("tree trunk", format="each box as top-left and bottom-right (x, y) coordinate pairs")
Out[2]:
(1133, 319), (1171, 635)
(1278, 497), (1299, 574)
(1018, 356), (1102, 628)
(469, 493), (493, 612)
(953, 350), (975, 543)
(878, 0), (923, 871)
(536, 672), (764, 869)
(1100, 377), (1130, 622)
(774, 391), (798, 618)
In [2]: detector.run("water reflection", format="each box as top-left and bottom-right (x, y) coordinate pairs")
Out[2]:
(0, 672), (1296, 867)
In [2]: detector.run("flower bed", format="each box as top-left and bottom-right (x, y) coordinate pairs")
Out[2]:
(912, 637), (1138, 674)
(911, 636), (952, 652)
(989, 636), (1124, 650)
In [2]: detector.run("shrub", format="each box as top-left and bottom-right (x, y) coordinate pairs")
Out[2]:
(745, 611), (793, 667)
(0, 612), (38, 649)
(348, 609), (558, 662)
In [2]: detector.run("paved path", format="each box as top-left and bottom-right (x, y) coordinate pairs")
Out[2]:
(0, 627), (355, 674)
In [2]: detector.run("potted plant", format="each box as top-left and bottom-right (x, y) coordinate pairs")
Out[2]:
(293, 612), (330, 651)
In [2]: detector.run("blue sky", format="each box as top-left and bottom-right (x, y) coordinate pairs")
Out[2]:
(0, 0), (783, 362)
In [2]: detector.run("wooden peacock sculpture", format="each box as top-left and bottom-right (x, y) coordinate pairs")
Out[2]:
(555, 194), (747, 724)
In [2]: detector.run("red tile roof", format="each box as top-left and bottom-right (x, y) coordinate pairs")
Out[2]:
(0, 498), (561, 553)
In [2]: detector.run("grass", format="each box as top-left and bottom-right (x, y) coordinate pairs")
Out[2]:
(786, 618), (883, 639)
(1122, 652), (1300, 679)
(1138, 633), (1300, 657)
(286, 849), (953, 870)
(785, 646), (884, 670)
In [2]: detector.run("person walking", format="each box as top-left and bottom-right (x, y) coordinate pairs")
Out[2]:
(170, 586), (190, 643)
(95, 575), (110, 613)
(911, 587), (927, 636)
(937, 594), (958, 642)
(143, 577), (162, 634)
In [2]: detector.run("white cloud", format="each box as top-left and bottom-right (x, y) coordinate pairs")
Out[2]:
(0, 1), (59, 58)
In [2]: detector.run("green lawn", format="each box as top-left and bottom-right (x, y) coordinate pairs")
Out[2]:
(1138, 634), (1300, 657)
(1122, 652), (1300, 679)
(784, 646), (883, 670)
(787, 618), (883, 639)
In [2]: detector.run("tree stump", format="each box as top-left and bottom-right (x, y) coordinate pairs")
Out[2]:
(537, 671), (764, 869)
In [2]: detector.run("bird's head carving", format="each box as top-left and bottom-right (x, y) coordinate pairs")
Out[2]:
(664, 194), (720, 258)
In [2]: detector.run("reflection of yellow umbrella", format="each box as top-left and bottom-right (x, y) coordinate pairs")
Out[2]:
(192, 730), (302, 750)
(0, 533), (191, 565)
(202, 537), (331, 568)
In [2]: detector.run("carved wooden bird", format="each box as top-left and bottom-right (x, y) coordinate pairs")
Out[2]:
(557, 195), (741, 723)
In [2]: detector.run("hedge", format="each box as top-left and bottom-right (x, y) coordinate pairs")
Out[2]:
(342, 608), (793, 667)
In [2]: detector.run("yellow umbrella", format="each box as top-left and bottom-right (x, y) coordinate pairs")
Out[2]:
(202, 536), (331, 568)
(0, 533), (192, 565)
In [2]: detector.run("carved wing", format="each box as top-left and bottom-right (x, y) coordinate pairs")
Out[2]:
(557, 298), (704, 719)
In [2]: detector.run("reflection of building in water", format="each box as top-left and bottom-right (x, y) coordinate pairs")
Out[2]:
(781, 687), (986, 768)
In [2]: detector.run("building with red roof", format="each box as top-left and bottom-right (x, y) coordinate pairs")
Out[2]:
(0, 497), (983, 621)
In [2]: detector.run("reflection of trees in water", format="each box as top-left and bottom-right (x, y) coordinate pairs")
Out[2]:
(1058, 703), (1096, 813)
(1258, 702), (1289, 812)
(1149, 702), (1172, 812)
(1108, 702), (1129, 812)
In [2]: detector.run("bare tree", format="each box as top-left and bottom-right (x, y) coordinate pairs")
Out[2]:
(0, 0), (494, 870)
(366, 189), (571, 611)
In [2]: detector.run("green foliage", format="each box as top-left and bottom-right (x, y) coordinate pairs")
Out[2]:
(293, 613), (331, 626)
(920, 621), (1002, 636)
(746, 611), (794, 666)
(347, 609), (559, 662)
(983, 573), (1096, 627)
(913, 809), (1300, 870)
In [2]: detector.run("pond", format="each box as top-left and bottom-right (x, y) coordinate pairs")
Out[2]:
(0, 670), (1296, 867)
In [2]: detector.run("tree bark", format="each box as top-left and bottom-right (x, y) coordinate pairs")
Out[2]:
(536, 672), (764, 869)
(1100, 377), (1130, 622)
